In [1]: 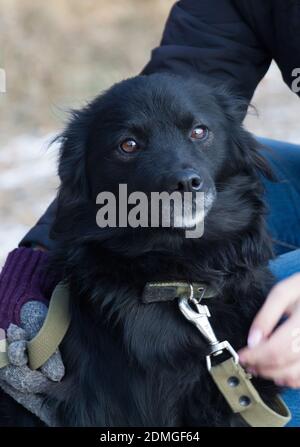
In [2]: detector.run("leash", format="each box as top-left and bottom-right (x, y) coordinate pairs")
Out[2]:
(143, 281), (291, 427)
(0, 281), (291, 427)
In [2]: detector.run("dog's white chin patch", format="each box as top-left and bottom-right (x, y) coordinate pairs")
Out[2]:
(204, 189), (216, 214)
(173, 189), (216, 229)
(179, 214), (204, 229)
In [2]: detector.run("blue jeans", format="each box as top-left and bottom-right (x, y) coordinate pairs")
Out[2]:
(258, 137), (300, 427)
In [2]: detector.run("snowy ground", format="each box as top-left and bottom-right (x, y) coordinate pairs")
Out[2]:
(0, 63), (299, 266)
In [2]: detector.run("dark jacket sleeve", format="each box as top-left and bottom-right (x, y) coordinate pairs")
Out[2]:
(142, 0), (271, 103)
(19, 199), (58, 250)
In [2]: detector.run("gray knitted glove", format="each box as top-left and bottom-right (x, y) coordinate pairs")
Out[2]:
(0, 301), (65, 425)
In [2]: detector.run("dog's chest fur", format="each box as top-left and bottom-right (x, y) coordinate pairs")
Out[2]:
(43, 247), (274, 427)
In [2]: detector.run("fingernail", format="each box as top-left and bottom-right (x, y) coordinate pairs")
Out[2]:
(275, 380), (285, 387)
(247, 328), (263, 349)
(247, 368), (257, 376)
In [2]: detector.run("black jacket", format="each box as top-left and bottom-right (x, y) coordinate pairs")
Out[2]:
(21, 0), (300, 249)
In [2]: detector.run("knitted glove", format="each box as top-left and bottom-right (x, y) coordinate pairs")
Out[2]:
(0, 301), (65, 426)
(0, 248), (64, 425)
(0, 247), (64, 388)
(0, 301), (65, 392)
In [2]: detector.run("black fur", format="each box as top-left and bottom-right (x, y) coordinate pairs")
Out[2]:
(0, 74), (278, 426)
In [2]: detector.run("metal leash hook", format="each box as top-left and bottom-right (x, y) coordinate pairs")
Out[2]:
(178, 284), (239, 371)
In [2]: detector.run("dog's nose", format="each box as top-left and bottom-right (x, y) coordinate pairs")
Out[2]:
(170, 170), (203, 192)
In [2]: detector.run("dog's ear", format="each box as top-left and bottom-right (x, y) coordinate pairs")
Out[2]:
(57, 108), (93, 198)
(212, 83), (250, 124)
(214, 88), (274, 180)
(50, 107), (94, 241)
(232, 129), (275, 180)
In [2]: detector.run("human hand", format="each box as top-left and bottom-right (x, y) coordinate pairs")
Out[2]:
(239, 273), (300, 388)
(0, 300), (65, 393)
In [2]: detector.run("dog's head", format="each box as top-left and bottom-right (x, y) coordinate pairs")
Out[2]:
(52, 74), (271, 254)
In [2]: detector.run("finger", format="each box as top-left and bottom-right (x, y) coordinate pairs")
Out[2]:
(19, 301), (66, 382)
(20, 301), (48, 339)
(6, 324), (27, 343)
(248, 273), (300, 347)
(41, 350), (65, 382)
(240, 306), (300, 369)
(0, 365), (50, 393)
(256, 361), (300, 389)
(8, 340), (28, 367)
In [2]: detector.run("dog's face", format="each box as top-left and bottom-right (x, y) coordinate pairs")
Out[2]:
(86, 75), (223, 229)
(53, 74), (271, 251)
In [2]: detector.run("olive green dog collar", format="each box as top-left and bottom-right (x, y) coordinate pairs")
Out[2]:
(142, 281), (217, 303)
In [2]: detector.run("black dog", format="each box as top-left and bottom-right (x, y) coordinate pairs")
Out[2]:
(0, 74), (278, 426)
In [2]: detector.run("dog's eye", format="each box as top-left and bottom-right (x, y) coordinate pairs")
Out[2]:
(190, 125), (209, 141)
(120, 139), (140, 154)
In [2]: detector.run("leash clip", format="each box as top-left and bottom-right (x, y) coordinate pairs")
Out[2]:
(178, 288), (239, 372)
(179, 295), (219, 346)
(206, 340), (239, 371)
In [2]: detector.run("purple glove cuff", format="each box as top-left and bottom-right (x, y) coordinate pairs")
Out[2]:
(0, 248), (59, 330)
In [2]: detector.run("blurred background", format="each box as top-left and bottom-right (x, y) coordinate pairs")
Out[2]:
(0, 0), (299, 263)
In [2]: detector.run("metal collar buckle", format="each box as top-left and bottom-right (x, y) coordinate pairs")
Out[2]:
(178, 284), (239, 371)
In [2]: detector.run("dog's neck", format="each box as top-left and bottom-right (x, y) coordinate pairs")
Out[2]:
(61, 232), (272, 360)
(61, 230), (268, 290)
